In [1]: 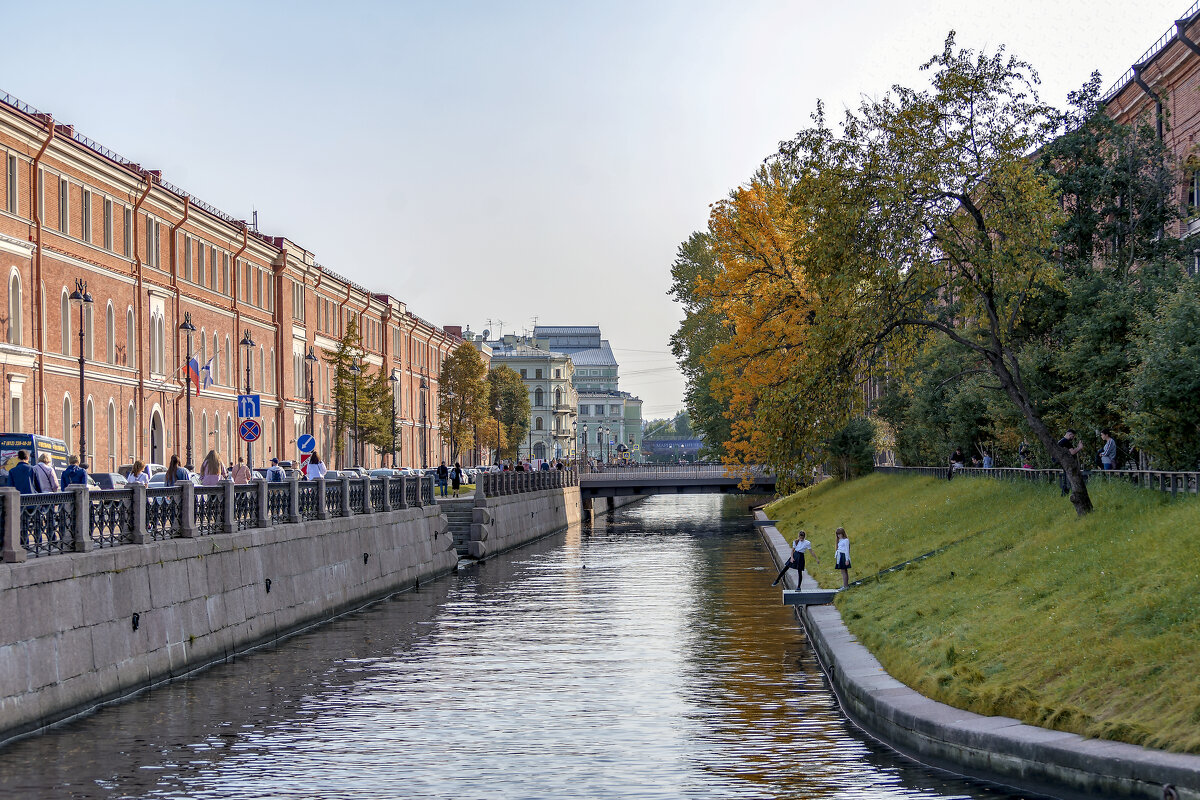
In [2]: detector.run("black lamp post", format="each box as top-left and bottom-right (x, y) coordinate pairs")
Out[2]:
(571, 420), (577, 467)
(305, 346), (318, 438)
(419, 377), (428, 469)
(495, 401), (502, 466)
(349, 357), (361, 468)
(179, 312), (196, 469)
(239, 329), (255, 467)
(68, 279), (93, 464)
(389, 370), (399, 467)
(582, 422), (588, 471)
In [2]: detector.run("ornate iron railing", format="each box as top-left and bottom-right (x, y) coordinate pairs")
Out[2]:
(405, 476), (420, 507)
(90, 490), (134, 548)
(195, 487), (225, 536)
(145, 487), (183, 541)
(326, 480), (345, 518)
(369, 479), (385, 512)
(233, 485), (257, 531)
(389, 477), (407, 508)
(20, 492), (75, 557)
(298, 482), (320, 521)
(419, 475), (433, 505)
(875, 466), (1200, 497)
(267, 484), (291, 525)
(349, 479), (367, 514)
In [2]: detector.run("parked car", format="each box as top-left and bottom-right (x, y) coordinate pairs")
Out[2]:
(118, 463), (166, 479)
(369, 468), (402, 478)
(147, 471), (202, 487)
(92, 473), (129, 490)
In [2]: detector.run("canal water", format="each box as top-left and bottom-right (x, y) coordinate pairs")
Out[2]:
(0, 495), (1035, 799)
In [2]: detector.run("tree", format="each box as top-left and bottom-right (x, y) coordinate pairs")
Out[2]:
(827, 417), (877, 481)
(488, 365), (530, 461)
(437, 343), (491, 466)
(324, 318), (365, 468)
(361, 367), (400, 465)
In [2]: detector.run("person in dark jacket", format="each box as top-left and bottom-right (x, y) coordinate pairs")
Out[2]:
(451, 463), (462, 497)
(60, 455), (88, 489)
(8, 450), (36, 495)
(436, 462), (449, 497)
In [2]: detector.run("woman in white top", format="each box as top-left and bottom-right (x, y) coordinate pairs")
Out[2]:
(33, 453), (60, 493)
(128, 460), (150, 487)
(305, 453), (327, 481)
(771, 530), (818, 587)
(834, 527), (851, 588)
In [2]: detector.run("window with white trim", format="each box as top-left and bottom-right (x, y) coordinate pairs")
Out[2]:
(58, 177), (68, 234)
(82, 189), (91, 243)
(103, 199), (113, 250)
(7, 154), (18, 214)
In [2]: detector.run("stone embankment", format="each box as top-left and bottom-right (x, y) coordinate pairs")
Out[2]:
(756, 510), (1200, 800)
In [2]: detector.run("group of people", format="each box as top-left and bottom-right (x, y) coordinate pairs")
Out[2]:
(947, 428), (1121, 479)
(435, 462), (465, 497)
(771, 527), (852, 590)
(3, 450), (84, 494)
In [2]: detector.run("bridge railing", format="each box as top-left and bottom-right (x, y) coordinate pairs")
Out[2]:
(578, 464), (771, 482)
(0, 473), (452, 564)
(876, 465), (1200, 497)
(477, 468), (577, 497)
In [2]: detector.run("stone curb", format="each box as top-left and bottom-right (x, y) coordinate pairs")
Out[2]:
(755, 510), (1200, 800)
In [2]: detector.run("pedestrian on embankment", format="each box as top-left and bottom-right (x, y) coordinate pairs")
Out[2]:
(451, 462), (462, 497)
(771, 530), (818, 587)
(437, 462), (449, 496)
(199, 451), (226, 486)
(834, 527), (851, 589)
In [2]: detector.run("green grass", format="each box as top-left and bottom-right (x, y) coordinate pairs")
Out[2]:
(766, 473), (1200, 753)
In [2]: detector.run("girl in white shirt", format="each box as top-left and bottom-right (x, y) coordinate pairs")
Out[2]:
(771, 530), (818, 587)
(834, 527), (851, 588)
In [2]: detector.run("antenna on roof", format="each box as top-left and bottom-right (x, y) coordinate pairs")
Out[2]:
(252, 209), (258, 232)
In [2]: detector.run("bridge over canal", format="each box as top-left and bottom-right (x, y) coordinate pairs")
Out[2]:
(577, 464), (776, 500)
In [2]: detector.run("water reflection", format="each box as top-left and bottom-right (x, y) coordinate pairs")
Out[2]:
(0, 495), (1036, 799)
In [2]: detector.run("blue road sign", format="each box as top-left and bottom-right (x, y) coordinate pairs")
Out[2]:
(237, 394), (261, 418)
(297, 434), (316, 454)
(239, 418), (262, 442)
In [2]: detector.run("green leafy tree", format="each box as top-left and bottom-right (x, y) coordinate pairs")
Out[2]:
(361, 367), (400, 465)
(324, 318), (365, 468)
(437, 343), (491, 466)
(488, 365), (530, 461)
(827, 417), (877, 481)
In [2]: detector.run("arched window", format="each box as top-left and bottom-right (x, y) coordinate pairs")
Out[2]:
(211, 411), (219, 454)
(225, 415), (233, 463)
(127, 402), (137, 461)
(6, 270), (21, 345)
(268, 348), (274, 393)
(200, 328), (207, 372)
(270, 420), (276, 459)
(535, 416), (544, 431)
(85, 398), (95, 465)
(188, 409), (195, 462)
(555, 388), (562, 407)
(107, 401), (116, 465)
(224, 336), (231, 386)
(212, 332), (220, 384)
(126, 308), (136, 368)
(105, 303), (115, 364)
(258, 345), (264, 391)
(61, 289), (70, 355)
(84, 303), (94, 360)
(534, 387), (543, 407)
(62, 395), (72, 449)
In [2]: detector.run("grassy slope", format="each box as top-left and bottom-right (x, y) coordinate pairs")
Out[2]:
(766, 473), (1200, 753)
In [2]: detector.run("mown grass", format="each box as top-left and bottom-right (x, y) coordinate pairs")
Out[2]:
(766, 473), (1200, 753)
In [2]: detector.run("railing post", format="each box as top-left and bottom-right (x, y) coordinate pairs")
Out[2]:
(179, 481), (197, 538)
(316, 477), (329, 520)
(1, 487), (23, 563)
(341, 477), (352, 516)
(130, 483), (148, 544)
(380, 476), (391, 512)
(396, 476), (408, 509)
(222, 480), (235, 533)
(255, 479), (269, 528)
(71, 485), (91, 552)
(288, 475), (301, 523)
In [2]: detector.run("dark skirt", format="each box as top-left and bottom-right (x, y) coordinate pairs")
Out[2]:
(836, 555), (851, 570)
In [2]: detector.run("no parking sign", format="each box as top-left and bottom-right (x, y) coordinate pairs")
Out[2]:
(239, 418), (261, 442)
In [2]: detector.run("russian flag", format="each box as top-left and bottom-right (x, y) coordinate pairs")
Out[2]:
(187, 356), (201, 395)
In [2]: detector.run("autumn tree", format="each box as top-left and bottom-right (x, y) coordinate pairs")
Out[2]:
(488, 365), (530, 461)
(324, 318), (365, 468)
(436, 343), (491, 466)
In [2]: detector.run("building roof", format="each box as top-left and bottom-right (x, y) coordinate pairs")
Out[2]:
(565, 341), (617, 367)
(532, 325), (603, 352)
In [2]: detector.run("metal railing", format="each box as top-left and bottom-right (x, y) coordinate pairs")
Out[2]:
(1101, 0), (1200, 103)
(876, 465), (1200, 497)
(0, 472), (564, 565)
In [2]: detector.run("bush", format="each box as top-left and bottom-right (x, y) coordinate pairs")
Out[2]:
(826, 417), (876, 480)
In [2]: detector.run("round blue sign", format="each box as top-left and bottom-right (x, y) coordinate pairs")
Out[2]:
(297, 434), (316, 454)
(239, 419), (262, 442)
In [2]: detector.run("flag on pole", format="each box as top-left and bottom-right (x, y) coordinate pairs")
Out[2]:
(200, 357), (214, 390)
(187, 356), (201, 395)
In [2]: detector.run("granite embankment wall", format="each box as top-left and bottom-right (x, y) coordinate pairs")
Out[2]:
(466, 485), (583, 559)
(757, 511), (1200, 800)
(0, 503), (457, 744)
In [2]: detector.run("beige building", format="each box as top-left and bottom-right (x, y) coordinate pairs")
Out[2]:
(485, 336), (577, 462)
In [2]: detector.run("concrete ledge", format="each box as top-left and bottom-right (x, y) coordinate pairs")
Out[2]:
(467, 486), (582, 560)
(755, 509), (1200, 800)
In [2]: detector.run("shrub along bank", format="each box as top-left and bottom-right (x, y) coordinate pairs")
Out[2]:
(766, 473), (1200, 754)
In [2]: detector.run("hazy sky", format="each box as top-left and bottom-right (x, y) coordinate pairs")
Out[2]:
(1, 0), (1188, 418)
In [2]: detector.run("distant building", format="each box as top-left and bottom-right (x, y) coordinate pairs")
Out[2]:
(483, 334), (577, 461)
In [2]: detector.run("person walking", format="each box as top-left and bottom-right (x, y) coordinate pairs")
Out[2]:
(32, 453), (60, 493)
(436, 462), (449, 497)
(451, 462), (462, 497)
(199, 451), (226, 486)
(771, 530), (818, 587)
(265, 457), (286, 482)
(834, 527), (851, 589)
(304, 453), (327, 481)
(1100, 430), (1117, 471)
(60, 455), (89, 489)
(230, 457), (252, 485)
(164, 454), (189, 486)
(8, 450), (37, 495)
(128, 460), (150, 487)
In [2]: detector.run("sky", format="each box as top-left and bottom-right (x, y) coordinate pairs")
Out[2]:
(0, 0), (1190, 419)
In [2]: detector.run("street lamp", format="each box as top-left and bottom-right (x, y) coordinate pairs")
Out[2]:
(349, 357), (361, 468)
(582, 422), (588, 471)
(571, 420), (577, 467)
(68, 279), (93, 464)
(389, 370), (399, 467)
(495, 400), (502, 466)
(305, 346), (318, 438)
(419, 377), (428, 469)
(239, 329), (256, 468)
(178, 312), (196, 469)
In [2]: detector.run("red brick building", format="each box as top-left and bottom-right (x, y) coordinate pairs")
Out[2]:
(0, 90), (462, 471)
(1103, 1), (1200, 273)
